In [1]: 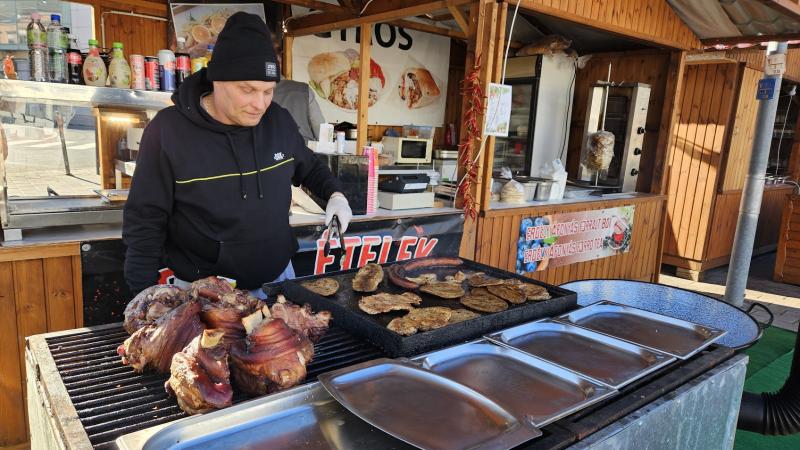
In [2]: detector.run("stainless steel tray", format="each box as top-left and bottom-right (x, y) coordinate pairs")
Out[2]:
(415, 340), (617, 427)
(318, 358), (542, 450)
(556, 301), (727, 359)
(486, 320), (675, 389)
(115, 382), (413, 450)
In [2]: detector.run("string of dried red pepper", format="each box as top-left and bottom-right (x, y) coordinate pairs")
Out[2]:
(457, 54), (485, 220)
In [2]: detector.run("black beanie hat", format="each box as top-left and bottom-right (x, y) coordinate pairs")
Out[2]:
(206, 12), (280, 82)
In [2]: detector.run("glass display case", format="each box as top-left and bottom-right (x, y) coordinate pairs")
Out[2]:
(492, 80), (537, 177)
(0, 79), (170, 237)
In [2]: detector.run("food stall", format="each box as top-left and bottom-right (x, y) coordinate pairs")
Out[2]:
(1, 0), (792, 448)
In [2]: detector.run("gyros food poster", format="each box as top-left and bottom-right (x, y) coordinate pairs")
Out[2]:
(292, 25), (450, 126)
(515, 206), (635, 274)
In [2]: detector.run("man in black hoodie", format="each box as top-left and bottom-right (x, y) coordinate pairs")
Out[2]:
(123, 12), (351, 295)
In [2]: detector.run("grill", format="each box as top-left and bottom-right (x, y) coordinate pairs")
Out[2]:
(41, 323), (384, 449)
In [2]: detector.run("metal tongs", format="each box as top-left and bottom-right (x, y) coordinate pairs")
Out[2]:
(323, 214), (343, 257)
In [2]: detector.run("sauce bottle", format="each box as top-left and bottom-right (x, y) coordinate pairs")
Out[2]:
(108, 42), (131, 88)
(82, 39), (107, 87)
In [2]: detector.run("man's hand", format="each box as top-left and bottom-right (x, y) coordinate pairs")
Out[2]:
(326, 192), (352, 234)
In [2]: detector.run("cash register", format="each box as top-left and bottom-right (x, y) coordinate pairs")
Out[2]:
(378, 128), (436, 210)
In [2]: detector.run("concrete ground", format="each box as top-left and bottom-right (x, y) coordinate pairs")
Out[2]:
(3, 122), (101, 198)
(661, 252), (800, 332)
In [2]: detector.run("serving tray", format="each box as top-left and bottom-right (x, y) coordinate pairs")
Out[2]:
(318, 358), (542, 450)
(486, 319), (675, 389)
(556, 301), (727, 359)
(415, 340), (617, 427)
(274, 257), (577, 357)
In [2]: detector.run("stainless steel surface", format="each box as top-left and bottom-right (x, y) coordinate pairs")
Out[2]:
(416, 340), (617, 427)
(0, 79), (173, 110)
(725, 41), (789, 307)
(116, 383), (413, 450)
(319, 358), (542, 450)
(534, 180), (554, 200)
(557, 301), (726, 359)
(434, 149), (459, 159)
(5, 209), (123, 229)
(486, 319), (674, 389)
(568, 355), (748, 450)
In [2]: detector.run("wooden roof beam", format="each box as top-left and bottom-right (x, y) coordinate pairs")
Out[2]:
(447, 2), (469, 35)
(388, 19), (466, 39)
(286, 0), (472, 36)
(756, 0), (800, 20)
(702, 32), (800, 47)
(272, 0), (346, 14)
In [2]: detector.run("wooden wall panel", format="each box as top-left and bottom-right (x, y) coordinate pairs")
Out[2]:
(565, 50), (671, 192)
(0, 247), (83, 447)
(0, 262), (25, 446)
(100, 12), (168, 56)
(662, 63), (739, 262)
(475, 195), (665, 285)
(722, 67), (761, 192)
(726, 47), (800, 83)
(775, 194), (800, 284)
(706, 185), (794, 264)
(519, 0), (701, 50)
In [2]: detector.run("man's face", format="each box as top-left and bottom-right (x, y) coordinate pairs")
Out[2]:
(211, 80), (276, 127)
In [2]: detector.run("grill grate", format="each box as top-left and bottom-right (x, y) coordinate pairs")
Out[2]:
(45, 324), (384, 449)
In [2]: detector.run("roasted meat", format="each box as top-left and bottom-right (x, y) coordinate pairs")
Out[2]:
(190, 276), (235, 301)
(165, 329), (233, 415)
(201, 301), (259, 348)
(270, 295), (331, 343)
(352, 263), (384, 292)
(123, 285), (190, 334)
(230, 308), (314, 395)
(118, 300), (206, 373)
(419, 281), (466, 299)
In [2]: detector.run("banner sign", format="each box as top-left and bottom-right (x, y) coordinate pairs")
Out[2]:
(515, 206), (635, 274)
(292, 212), (463, 276)
(291, 24), (451, 126)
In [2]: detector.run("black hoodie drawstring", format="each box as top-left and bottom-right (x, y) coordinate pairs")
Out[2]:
(252, 128), (263, 199)
(224, 132), (247, 199)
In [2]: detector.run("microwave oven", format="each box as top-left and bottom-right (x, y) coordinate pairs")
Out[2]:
(382, 136), (433, 164)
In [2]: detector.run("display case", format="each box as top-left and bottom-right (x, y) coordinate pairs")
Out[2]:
(0, 79), (171, 238)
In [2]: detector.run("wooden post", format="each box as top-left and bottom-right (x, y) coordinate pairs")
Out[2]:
(653, 50), (687, 194)
(283, 35), (293, 79)
(357, 23), (372, 154)
(457, 0), (501, 259)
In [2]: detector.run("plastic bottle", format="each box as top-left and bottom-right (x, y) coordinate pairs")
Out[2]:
(108, 42), (131, 88)
(66, 34), (83, 84)
(175, 37), (190, 89)
(26, 13), (48, 82)
(82, 39), (107, 87)
(47, 14), (66, 83)
(205, 44), (214, 62)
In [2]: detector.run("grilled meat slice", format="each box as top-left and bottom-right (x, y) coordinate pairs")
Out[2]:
(270, 295), (331, 343)
(406, 307), (452, 331)
(358, 292), (422, 314)
(118, 300), (205, 373)
(123, 285), (190, 334)
(419, 281), (466, 299)
(448, 308), (481, 324)
(460, 288), (509, 313)
(300, 278), (340, 297)
(165, 329), (233, 415)
(230, 309), (314, 396)
(405, 273), (438, 285)
(487, 283), (526, 304)
(352, 263), (384, 292)
(468, 273), (505, 287)
(387, 316), (418, 336)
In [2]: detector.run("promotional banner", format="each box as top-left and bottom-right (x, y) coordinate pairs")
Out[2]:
(291, 24), (451, 126)
(292, 212), (463, 276)
(515, 206), (635, 274)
